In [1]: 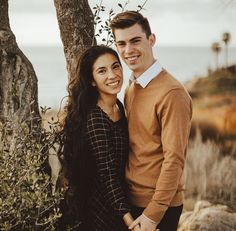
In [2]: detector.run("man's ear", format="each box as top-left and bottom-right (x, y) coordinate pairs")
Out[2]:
(149, 33), (156, 47)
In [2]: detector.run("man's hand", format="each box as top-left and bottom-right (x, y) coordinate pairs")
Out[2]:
(128, 214), (158, 231)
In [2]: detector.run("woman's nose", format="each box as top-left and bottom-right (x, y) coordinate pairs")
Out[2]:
(107, 70), (116, 79)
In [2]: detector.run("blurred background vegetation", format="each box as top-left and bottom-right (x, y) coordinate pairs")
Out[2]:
(184, 31), (236, 212)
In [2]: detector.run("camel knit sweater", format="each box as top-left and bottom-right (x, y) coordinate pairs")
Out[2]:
(125, 70), (192, 223)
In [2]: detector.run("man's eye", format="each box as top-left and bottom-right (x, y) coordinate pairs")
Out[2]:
(133, 39), (140, 44)
(117, 43), (125, 47)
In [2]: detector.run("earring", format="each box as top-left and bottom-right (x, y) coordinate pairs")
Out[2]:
(91, 81), (96, 87)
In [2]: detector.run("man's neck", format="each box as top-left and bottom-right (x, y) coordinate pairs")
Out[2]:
(133, 59), (156, 79)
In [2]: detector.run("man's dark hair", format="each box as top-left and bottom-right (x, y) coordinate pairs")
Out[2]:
(110, 11), (152, 39)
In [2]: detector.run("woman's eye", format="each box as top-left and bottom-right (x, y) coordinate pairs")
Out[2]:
(113, 64), (120, 69)
(98, 70), (106, 74)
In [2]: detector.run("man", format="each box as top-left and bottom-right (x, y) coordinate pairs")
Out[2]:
(110, 11), (192, 231)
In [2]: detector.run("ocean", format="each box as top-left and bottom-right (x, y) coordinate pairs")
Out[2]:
(21, 46), (236, 109)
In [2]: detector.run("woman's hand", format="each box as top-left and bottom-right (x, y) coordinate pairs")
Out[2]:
(123, 212), (141, 231)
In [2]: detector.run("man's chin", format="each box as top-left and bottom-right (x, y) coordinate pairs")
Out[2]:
(126, 63), (138, 71)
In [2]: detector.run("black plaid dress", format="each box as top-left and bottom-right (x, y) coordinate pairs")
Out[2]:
(84, 101), (131, 231)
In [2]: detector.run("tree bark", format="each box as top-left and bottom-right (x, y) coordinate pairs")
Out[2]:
(53, 0), (96, 80)
(0, 0), (40, 126)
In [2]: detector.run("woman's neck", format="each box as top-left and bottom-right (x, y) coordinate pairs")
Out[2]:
(97, 95), (117, 112)
(97, 95), (120, 121)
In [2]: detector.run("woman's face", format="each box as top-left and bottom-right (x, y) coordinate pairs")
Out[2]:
(92, 53), (123, 97)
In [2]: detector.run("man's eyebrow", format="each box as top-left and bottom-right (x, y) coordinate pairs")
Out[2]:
(115, 40), (125, 44)
(130, 36), (142, 42)
(116, 36), (142, 44)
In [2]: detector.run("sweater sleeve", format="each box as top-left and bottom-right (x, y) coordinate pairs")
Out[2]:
(86, 110), (131, 217)
(143, 88), (192, 223)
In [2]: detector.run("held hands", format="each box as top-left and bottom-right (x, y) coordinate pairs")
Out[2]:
(132, 225), (142, 231)
(123, 213), (141, 231)
(128, 214), (159, 231)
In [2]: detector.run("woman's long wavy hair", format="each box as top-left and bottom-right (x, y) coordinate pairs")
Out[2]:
(62, 45), (121, 223)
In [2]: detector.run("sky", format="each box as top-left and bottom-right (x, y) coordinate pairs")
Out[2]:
(8, 0), (236, 47)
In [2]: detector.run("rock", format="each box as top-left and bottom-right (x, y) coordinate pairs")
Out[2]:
(178, 200), (236, 231)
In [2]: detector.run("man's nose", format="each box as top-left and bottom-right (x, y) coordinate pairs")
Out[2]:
(125, 43), (134, 54)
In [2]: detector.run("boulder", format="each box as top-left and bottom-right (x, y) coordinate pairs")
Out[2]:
(178, 200), (236, 231)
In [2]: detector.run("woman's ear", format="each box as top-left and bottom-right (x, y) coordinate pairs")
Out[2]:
(91, 81), (96, 87)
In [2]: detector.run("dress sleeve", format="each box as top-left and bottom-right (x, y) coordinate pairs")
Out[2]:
(86, 110), (131, 217)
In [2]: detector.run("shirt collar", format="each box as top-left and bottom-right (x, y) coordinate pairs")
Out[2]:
(130, 60), (163, 88)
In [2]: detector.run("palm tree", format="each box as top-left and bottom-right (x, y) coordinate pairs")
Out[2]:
(211, 42), (221, 70)
(222, 32), (231, 68)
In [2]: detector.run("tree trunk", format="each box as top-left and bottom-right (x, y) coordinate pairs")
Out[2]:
(0, 0), (40, 126)
(225, 43), (228, 68)
(53, 0), (96, 80)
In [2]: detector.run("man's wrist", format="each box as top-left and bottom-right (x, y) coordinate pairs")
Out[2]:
(142, 213), (158, 225)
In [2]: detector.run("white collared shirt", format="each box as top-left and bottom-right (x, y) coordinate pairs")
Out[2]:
(130, 60), (163, 88)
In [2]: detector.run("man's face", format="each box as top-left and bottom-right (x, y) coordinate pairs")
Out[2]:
(114, 23), (156, 77)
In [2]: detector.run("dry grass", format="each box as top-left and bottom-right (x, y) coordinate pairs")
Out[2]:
(191, 93), (236, 158)
(185, 70), (236, 211)
(184, 128), (236, 211)
(192, 94), (236, 134)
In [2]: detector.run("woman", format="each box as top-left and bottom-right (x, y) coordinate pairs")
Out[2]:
(62, 45), (137, 231)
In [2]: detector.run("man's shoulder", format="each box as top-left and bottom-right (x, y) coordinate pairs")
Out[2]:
(125, 70), (190, 99)
(149, 70), (183, 93)
(157, 70), (183, 88)
(151, 70), (192, 102)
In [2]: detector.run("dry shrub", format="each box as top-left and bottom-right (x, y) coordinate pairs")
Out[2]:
(190, 120), (220, 142)
(224, 107), (236, 134)
(185, 128), (236, 211)
(0, 115), (64, 230)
